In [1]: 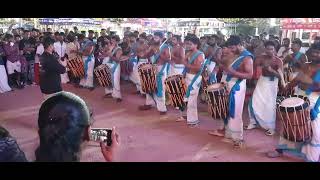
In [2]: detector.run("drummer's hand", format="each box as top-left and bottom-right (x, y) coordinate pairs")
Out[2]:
(100, 127), (120, 162)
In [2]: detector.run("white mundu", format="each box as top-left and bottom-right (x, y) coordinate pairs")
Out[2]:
(145, 64), (167, 112)
(103, 57), (121, 99)
(79, 55), (95, 88)
(248, 75), (279, 133)
(0, 64), (12, 93)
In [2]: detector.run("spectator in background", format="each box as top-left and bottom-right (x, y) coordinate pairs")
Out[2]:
(277, 38), (292, 59)
(19, 30), (36, 85)
(34, 36), (44, 85)
(3, 34), (24, 89)
(88, 30), (95, 42)
(39, 37), (66, 99)
(54, 32), (60, 41)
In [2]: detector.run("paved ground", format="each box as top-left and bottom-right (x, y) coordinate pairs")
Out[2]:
(0, 81), (301, 162)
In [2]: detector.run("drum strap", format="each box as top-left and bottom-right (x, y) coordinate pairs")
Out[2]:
(185, 59), (210, 98)
(208, 72), (217, 84)
(156, 63), (169, 97)
(311, 97), (320, 121)
(110, 62), (119, 87)
(129, 56), (138, 64)
(226, 50), (253, 81)
(153, 44), (170, 64)
(228, 79), (243, 119)
(306, 70), (320, 120)
(84, 53), (94, 78)
(182, 50), (203, 76)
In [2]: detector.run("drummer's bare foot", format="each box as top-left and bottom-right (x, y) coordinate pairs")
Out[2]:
(103, 94), (112, 98)
(244, 124), (257, 130)
(265, 129), (275, 136)
(233, 140), (245, 149)
(139, 105), (152, 111)
(266, 149), (283, 158)
(208, 129), (225, 137)
(188, 123), (199, 128)
(176, 116), (186, 122)
(116, 98), (122, 102)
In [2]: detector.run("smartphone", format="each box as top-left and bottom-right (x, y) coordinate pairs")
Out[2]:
(90, 128), (112, 146)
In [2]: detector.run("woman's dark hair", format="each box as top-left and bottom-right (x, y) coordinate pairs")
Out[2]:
(0, 126), (9, 138)
(35, 92), (91, 162)
(43, 37), (55, 49)
(4, 33), (13, 40)
(111, 35), (120, 42)
(264, 40), (276, 48)
(66, 34), (75, 43)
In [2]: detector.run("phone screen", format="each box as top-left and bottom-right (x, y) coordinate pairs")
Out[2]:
(90, 128), (112, 146)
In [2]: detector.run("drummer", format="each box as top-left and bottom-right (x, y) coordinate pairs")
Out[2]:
(209, 35), (254, 148)
(245, 41), (284, 136)
(267, 42), (320, 162)
(138, 31), (170, 115)
(168, 35), (185, 76)
(177, 34), (207, 127)
(103, 35), (126, 102)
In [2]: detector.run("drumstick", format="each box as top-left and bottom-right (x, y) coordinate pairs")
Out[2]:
(277, 69), (286, 88)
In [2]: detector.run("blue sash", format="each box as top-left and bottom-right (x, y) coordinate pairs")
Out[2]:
(305, 70), (320, 120)
(226, 51), (253, 119)
(294, 52), (303, 62)
(153, 43), (170, 64)
(208, 72), (217, 84)
(109, 60), (119, 87)
(129, 56), (138, 64)
(84, 53), (94, 78)
(289, 52), (303, 67)
(182, 51), (203, 76)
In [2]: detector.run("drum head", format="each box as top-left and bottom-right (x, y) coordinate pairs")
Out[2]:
(280, 97), (304, 107)
(166, 75), (183, 82)
(207, 83), (224, 91)
(278, 95), (310, 112)
(139, 63), (153, 70)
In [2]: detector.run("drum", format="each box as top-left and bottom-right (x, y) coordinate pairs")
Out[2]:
(67, 56), (85, 78)
(205, 83), (229, 120)
(138, 63), (157, 94)
(94, 64), (112, 87)
(165, 75), (187, 110)
(276, 95), (312, 142)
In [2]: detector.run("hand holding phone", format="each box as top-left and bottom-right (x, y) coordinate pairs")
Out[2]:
(99, 127), (120, 162)
(90, 128), (112, 146)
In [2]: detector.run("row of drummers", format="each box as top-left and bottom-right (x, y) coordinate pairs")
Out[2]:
(65, 35), (316, 150)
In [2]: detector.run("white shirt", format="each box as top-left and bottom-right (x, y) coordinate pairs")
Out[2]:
(35, 44), (44, 63)
(277, 46), (292, 58)
(54, 41), (67, 58)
